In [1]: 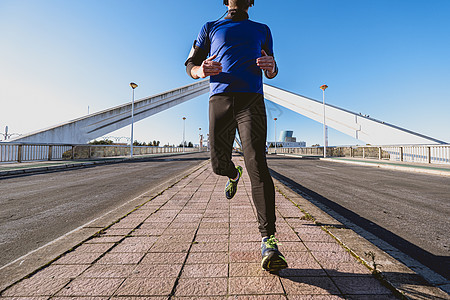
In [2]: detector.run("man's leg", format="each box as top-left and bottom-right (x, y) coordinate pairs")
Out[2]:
(235, 93), (287, 272)
(209, 93), (238, 179)
(235, 93), (275, 237)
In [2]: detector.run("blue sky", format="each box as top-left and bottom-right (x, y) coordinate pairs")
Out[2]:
(1, 0), (449, 146)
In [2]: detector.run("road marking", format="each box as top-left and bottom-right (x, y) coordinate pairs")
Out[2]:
(316, 165), (335, 171)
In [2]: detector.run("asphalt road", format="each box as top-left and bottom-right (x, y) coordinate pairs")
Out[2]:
(267, 156), (450, 280)
(0, 152), (209, 268)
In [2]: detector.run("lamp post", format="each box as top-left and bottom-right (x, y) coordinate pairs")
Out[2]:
(274, 118), (277, 154)
(199, 127), (202, 151)
(320, 84), (328, 158)
(182, 117), (186, 152)
(130, 82), (138, 157)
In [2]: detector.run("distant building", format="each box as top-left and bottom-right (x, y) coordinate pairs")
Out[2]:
(267, 130), (306, 148)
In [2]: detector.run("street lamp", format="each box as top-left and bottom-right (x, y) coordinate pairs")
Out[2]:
(182, 117), (186, 152)
(320, 84), (328, 158)
(274, 118), (277, 154)
(130, 82), (138, 157)
(199, 127), (202, 151)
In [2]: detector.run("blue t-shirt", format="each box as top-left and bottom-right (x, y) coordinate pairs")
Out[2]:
(196, 18), (274, 97)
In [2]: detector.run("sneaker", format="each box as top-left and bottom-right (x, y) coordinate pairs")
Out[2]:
(225, 166), (243, 199)
(261, 235), (288, 272)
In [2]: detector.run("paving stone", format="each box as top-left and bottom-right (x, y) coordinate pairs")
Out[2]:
(54, 251), (103, 265)
(102, 228), (133, 236)
(80, 264), (136, 278)
(111, 297), (166, 300)
(280, 251), (320, 271)
(110, 237), (157, 253)
(229, 234), (261, 243)
(228, 296), (287, 300)
(108, 221), (142, 229)
(140, 222), (172, 230)
(228, 276), (284, 295)
(0, 297), (49, 300)
(229, 222), (259, 229)
(199, 222), (230, 229)
(286, 295), (344, 300)
(140, 252), (187, 264)
(131, 228), (165, 236)
(52, 297), (109, 300)
(229, 262), (273, 277)
(280, 277), (341, 295)
(191, 241), (229, 252)
(85, 236), (124, 244)
(158, 234), (195, 243)
(298, 232), (336, 243)
(114, 277), (176, 296)
(56, 278), (124, 296)
(275, 232), (302, 242)
(75, 243), (115, 253)
(181, 263), (228, 278)
(331, 276), (393, 295)
(186, 252), (228, 264)
(303, 242), (346, 253)
(279, 264), (327, 277)
(312, 251), (355, 263)
(197, 227), (229, 235)
(229, 242), (260, 252)
(344, 295), (398, 300)
(30, 264), (90, 280)
(168, 222), (200, 229)
(175, 278), (228, 296)
(174, 297), (226, 300)
(322, 262), (372, 276)
(131, 263), (183, 278)
(163, 228), (198, 236)
(230, 251), (261, 263)
(1, 277), (70, 296)
(96, 252), (145, 265)
(149, 242), (191, 253)
(274, 241), (308, 252)
(195, 234), (229, 243)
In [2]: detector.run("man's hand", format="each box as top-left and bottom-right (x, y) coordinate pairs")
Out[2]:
(257, 50), (277, 79)
(192, 54), (222, 79)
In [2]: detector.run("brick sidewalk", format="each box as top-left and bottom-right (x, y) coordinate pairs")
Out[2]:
(0, 157), (398, 299)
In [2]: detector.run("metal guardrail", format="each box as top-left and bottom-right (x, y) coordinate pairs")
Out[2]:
(268, 145), (450, 165)
(0, 143), (201, 163)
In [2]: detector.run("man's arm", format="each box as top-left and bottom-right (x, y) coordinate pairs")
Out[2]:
(185, 44), (222, 79)
(257, 50), (278, 79)
(190, 55), (222, 79)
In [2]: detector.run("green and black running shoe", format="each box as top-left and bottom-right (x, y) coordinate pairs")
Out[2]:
(261, 235), (288, 273)
(225, 166), (243, 200)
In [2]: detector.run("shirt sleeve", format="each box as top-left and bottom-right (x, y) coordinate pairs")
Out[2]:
(184, 23), (210, 79)
(196, 23), (211, 52)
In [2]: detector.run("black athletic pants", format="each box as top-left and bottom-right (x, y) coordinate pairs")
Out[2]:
(209, 92), (276, 237)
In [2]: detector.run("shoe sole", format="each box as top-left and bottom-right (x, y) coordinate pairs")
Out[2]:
(261, 251), (288, 272)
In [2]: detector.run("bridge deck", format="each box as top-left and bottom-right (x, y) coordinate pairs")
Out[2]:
(0, 157), (401, 298)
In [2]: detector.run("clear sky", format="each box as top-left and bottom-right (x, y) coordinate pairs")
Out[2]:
(1, 0), (449, 146)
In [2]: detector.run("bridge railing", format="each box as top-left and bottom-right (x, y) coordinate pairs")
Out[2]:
(0, 143), (201, 163)
(268, 145), (450, 165)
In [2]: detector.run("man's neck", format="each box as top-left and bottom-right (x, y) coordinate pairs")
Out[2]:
(225, 8), (249, 21)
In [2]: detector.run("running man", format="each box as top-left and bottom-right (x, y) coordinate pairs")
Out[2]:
(185, 0), (287, 272)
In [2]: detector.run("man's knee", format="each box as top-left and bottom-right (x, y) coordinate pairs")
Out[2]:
(211, 159), (236, 178)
